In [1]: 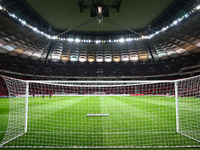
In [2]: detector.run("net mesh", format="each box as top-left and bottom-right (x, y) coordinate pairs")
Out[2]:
(178, 76), (200, 142)
(0, 75), (200, 148)
(0, 77), (27, 146)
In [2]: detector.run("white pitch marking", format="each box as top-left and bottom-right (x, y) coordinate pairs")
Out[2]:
(24, 131), (176, 134)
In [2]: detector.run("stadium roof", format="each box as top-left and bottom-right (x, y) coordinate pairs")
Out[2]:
(0, 0), (200, 63)
(24, 0), (174, 32)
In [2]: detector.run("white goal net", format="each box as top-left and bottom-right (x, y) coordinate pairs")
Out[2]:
(0, 75), (199, 148)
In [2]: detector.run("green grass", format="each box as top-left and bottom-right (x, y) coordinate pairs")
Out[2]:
(0, 96), (199, 149)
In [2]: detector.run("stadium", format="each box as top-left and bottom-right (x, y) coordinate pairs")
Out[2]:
(0, 0), (200, 149)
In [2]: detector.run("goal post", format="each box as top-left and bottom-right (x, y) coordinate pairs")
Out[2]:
(174, 81), (179, 133)
(25, 82), (29, 133)
(0, 75), (200, 148)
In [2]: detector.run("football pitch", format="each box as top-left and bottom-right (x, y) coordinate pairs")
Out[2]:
(0, 95), (199, 149)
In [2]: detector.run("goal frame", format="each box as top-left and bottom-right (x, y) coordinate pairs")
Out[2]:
(0, 75), (200, 148)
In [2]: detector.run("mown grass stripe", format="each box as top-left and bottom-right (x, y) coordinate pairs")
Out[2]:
(0, 96), (200, 148)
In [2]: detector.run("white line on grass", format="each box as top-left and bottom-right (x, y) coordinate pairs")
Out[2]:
(0, 131), (177, 134)
(24, 131), (176, 134)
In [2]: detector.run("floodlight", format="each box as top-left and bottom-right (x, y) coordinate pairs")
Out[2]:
(119, 38), (125, 43)
(75, 38), (80, 43)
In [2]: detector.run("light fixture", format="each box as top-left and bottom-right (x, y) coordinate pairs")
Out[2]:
(172, 20), (178, 26)
(68, 38), (74, 42)
(97, 6), (103, 24)
(32, 27), (38, 32)
(196, 5), (200, 10)
(0, 3), (200, 43)
(95, 40), (101, 44)
(119, 38), (125, 43)
(75, 38), (80, 43)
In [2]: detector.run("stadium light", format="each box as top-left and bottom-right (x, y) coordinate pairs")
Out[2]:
(126, 38), (133, 42)
(114, 39), (118, 43)
(88, 58), (94, 62)
(79, 58), (86, 62)
(75, 38), (80, 43)
(119, 38), (125, 43)
(196, 5), (200, 10)
(172, 20), (178, 26)
(68, 38), (74, 42)
(95, 40), (101, 44)
(0, 2), (200, 43)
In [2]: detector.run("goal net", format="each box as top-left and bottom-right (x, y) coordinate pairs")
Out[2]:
(0, 75), (199, 148)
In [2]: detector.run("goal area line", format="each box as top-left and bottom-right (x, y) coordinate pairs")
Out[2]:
(25, 131), (177, 134)
(0, 131), (177, 134)
(2, 146), (200, 149)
